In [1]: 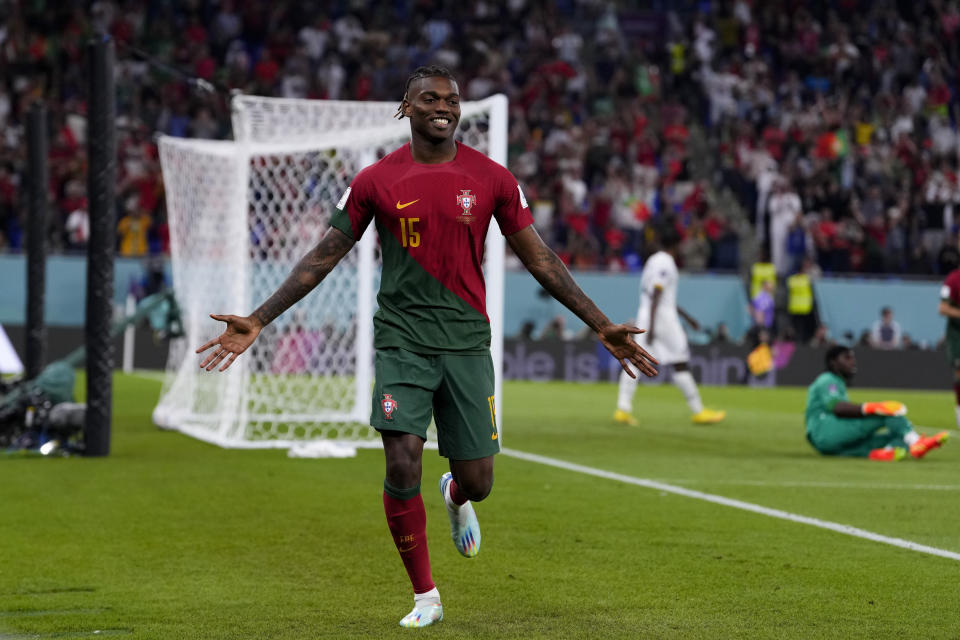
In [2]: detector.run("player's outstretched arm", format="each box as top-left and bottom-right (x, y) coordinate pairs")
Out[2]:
(506, 226), (658, 378)
(678, 306), (700, 331)
(832, 401), (867, 418)
(196, 227), (356, 371)
(938, 300), (960, 319)
(647, 286), (662, 342)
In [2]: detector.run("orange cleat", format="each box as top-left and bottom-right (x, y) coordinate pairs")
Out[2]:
(868, 447), (906, 461)
(909, 431), (950, 459)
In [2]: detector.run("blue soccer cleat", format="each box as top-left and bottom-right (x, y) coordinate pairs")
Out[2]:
(399, 602), (443, 628)
(439, 472), (481, 558)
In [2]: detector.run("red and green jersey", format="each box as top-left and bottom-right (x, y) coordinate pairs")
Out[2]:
(330, 142), (533, 353)
(942, 268), (960, 338)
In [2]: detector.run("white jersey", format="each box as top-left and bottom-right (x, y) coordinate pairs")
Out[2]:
(638, 250), (681, 327)
(635, 250), (689, 365)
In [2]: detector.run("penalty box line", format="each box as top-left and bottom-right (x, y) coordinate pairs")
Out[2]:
(501, 447), (960, 563)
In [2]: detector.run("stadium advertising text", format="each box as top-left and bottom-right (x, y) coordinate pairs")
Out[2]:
(502, 338), (946, 390)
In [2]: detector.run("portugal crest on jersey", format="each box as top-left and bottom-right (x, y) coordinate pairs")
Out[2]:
(381, 394), (398, 419)
(456, 189), (477, 224)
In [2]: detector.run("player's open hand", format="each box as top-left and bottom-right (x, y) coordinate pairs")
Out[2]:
(196, 314), (263, 371)
(598, 324), (659, 378)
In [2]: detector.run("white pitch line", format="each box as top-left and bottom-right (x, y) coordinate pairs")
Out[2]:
(647, 479), (960, 491)
(501, 447), (960, 562)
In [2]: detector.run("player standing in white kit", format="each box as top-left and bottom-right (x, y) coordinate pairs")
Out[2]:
(614, 228), (726, 426)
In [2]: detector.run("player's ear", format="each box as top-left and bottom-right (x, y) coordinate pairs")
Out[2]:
(402, 95), (413, 118)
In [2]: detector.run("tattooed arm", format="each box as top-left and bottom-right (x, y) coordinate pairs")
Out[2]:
(197, 227), (356, 371)
(506, 226), (658, 377)
(251, 227), (355, 327)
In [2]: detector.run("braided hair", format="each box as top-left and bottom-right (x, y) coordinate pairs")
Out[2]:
(395, 65), (458, 119)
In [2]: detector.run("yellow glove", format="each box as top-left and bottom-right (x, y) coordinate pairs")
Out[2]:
(861, 401), (907, 417)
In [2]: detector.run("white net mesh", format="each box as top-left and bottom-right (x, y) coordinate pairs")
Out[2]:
(155, 95), (507, 449)
(231, 95), (497, 145)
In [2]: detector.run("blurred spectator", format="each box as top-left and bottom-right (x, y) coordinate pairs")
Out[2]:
(65, 205), (89, 250)
(270, 312), (322, 374)
(787, 256), (819, 344)
(809, 324), (832, 348)
(750, 249), (776, 300)
(141, 256), (167, 297)
(870, 307), (903, 350)
(767, 178), (802, 276)
(938, 234), (960, 275)
(0, 0), (957, 282)
(711, 322), (731, 345)
(538, 315), (573, 341)
(902, 333), (919, 350)
(517, 321), (535, 340)
(750, 279), (775, 332)
(117, 207), (152, 257)
(680, 218), (709, 272)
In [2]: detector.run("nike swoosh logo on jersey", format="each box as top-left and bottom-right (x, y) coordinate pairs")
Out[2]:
(396, 199), (420, 209)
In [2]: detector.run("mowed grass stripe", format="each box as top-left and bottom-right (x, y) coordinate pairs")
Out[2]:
(0, 610), (107, 619)
(502, 447), (960, 562)
(4, 372), (955, 638)
(0, 631), (132, 639)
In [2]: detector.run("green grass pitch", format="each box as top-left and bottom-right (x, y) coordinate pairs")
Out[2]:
(2, 374), (960, 639)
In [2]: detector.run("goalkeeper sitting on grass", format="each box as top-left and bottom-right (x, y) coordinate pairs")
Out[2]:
(805, 346), (949, 461)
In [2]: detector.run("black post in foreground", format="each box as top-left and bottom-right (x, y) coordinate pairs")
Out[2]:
(25, 102), (49, 380)
(84, 37), (117, 457)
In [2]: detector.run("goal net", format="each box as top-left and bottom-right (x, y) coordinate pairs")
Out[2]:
(153, 94), (508, 449)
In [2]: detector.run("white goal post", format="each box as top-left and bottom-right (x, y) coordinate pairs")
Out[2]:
(153, 94), (508, 449)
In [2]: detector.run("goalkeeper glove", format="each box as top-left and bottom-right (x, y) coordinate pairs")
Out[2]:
(861, 401), (907, 417)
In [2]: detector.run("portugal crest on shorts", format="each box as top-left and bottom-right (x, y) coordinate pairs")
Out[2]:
(456, 189), (476, 224)
(381, 393), (398, 419)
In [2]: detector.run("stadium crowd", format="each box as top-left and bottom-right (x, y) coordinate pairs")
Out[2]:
(1, 1), (960, 283)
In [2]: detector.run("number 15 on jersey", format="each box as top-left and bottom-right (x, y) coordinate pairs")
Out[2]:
(400, 217), (420, 248)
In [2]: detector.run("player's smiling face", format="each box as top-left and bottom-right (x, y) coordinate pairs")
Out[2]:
(404, 76), (461, 142)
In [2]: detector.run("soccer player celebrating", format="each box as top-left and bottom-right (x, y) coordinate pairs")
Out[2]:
(805, 346), (948, 461)
(939, 265), (960, 426)
(614, 227), (725, 426)
(196, 66), (658, 628)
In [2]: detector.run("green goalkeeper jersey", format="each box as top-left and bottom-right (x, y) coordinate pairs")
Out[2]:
(805, 371), (847, 427)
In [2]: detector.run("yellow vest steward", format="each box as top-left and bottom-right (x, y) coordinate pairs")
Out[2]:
(751, 262), (776, 299)
(787, 273), (813, 314)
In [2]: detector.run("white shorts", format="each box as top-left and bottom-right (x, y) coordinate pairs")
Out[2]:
(637, 315), (690, 365)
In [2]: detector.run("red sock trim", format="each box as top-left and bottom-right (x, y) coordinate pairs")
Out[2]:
(383, 492), (434, 594)
(448, 477), (469, 506)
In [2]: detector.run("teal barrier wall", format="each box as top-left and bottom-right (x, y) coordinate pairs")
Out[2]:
(0, 254), (946, 345)
(0, 254), (166, 327)
(813, 278), (943, 348)
(505, 271), (752, 342)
